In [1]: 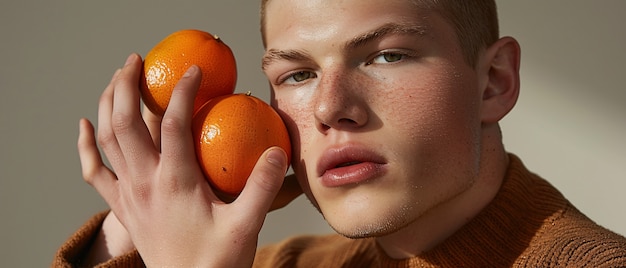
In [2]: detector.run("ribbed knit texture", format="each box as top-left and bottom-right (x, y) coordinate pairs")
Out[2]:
(52, 211), (144, 268)
(53, 154), (626, 267)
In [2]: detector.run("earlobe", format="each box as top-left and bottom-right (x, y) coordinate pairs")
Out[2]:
(480, 36), (521, 124)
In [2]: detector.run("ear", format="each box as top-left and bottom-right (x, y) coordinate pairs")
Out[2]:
(478, 36), (521, 124)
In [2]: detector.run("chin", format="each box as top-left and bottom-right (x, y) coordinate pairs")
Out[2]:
(328, 212), (413, 239)
(320, 193), (417, 239)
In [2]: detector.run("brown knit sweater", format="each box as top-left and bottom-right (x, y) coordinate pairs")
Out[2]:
(53, 154), (626, 267)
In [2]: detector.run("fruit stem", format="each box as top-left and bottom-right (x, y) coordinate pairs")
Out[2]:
(245, 91), (252, 96)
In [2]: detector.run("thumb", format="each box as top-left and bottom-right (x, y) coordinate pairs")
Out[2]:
(235, 147), (289, 216)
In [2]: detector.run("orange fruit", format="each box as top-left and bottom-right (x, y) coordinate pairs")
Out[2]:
(140, 29), (237, 116)
(192, 93), (291, 197)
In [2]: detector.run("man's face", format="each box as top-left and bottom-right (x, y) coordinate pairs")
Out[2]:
(263, 0), (486, 237)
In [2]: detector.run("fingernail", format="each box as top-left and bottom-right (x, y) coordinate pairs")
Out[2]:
(183, 65), (198, 78)
(266, 148), (287, 168)
(124, 53), (136, 66)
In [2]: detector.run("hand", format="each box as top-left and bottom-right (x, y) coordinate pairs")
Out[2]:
(77, 53), (292, 267)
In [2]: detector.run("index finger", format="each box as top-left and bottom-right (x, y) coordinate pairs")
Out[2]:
(110, 54), (159, 173)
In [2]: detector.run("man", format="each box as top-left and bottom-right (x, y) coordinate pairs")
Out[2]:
(54, 0), (626, 267)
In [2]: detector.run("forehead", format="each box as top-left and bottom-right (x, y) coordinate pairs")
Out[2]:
(263, 0), (446, 49)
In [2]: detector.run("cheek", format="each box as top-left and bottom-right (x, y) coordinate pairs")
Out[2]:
(273, 95), (315, 164)
(273, 97), (319, 204)
(385, 82), (472, 131)
(382, 70), (483, 163)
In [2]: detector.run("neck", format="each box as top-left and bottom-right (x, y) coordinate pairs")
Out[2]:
(376, 124), (508, 258)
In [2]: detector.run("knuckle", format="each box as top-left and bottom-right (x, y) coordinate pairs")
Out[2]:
(82, 166), (107, 186)
(130, 179), (152, 200)
(82, 169), (96, 185)
(76, 135), (90, 151)
(98, 88), (112, 103)
(158, 174), (185, 196)
(111, 112), (135, 134)
(252, 168), (284, 194)
(97, 127), (116, 146)
(160, 116), (185, 135)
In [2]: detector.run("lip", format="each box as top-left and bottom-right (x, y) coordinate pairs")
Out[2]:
(316, 144), (388, 187)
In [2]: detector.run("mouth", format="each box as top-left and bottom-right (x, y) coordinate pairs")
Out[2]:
(335, 161), (362, 168)
(316, 144), (387, 187)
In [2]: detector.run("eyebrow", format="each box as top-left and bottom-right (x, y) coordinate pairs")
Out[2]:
(261, 23), (428, 70)
(262, 49), (311, 71)
(345, 22), (428, 50)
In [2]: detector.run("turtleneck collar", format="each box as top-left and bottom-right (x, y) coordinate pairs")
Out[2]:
(376, 154), (569, 267)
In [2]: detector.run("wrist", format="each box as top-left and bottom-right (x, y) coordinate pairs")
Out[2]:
(82, 212), (134, 266)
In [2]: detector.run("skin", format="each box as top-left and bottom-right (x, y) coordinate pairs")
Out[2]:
(263, 0), (520, 257)
(78, 0), (520, 265)
(78, 57), (294, 267)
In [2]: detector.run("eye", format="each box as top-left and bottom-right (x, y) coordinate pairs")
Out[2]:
(280, 70), (317, 85)
(367, 52), (405, 65)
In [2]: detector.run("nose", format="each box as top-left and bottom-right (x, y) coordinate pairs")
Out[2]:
(313, 71), (369, 133)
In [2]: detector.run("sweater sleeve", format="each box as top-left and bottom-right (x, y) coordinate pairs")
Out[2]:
(52, 210), (145, 268)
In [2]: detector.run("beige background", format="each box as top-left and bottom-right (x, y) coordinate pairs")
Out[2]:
(1, 1), (624, 266)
